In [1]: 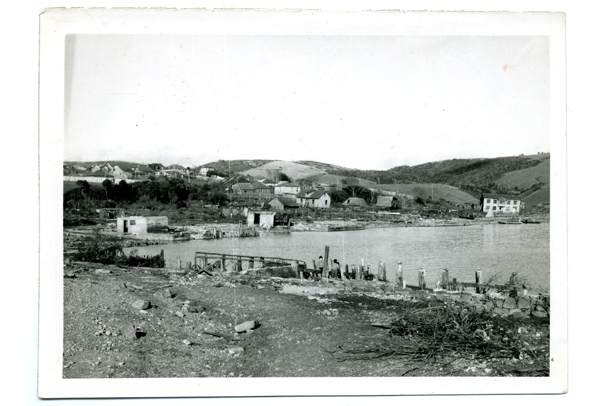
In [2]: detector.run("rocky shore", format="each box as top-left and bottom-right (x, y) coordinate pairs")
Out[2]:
(63, 260), (549, 379)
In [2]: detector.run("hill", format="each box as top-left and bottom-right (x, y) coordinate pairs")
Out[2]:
(373, 184), (480, 205)
(241, 160), (327, 181)
(494, 158), (550, 190)
(65, 160), (155, 174)
(293, 160), (352, 173)
(197, 160), (274, 175)
(519, 185), (550, 206)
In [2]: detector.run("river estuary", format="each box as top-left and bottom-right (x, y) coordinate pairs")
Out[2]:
(126, 223), (550, 292)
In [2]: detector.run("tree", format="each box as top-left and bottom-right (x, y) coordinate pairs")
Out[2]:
(280, 172), (292, 182)
(102, 179), (113, 200)
(330, 190), (349, 204)
(208, 192), (229, 206)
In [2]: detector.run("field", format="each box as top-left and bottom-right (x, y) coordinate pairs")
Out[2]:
(373, 184), (480, 205)
(495, 159), (550, 190)
(241, 160), (327, 181)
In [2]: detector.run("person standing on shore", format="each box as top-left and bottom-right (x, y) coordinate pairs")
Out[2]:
(317, 256), (324, 277)
(331, 259), (341, 279)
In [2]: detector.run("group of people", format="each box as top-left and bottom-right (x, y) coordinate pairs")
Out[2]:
(316, 255), (342, 279)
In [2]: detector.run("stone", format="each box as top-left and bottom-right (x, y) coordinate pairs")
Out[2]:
(517, 298), (531, 310)
(228, 346), (244, 355)
(535, 305), (547, 312)
(493, 308), (510, 316)
(531, 310), (548, 318)
(235, 320), (257, 332)
(95, 269), (111, 274)
(484, 301), (495, 311)
(509, 309), (525, 318)
(122, 324), (137, 339)
(495, 299), (504, 308)
(503, 297), (517, 309)
(131, 300), (151, 310)
(182, 339), (191, 346)
(164, 288), (175, 298)
(175, 311), (184, 318)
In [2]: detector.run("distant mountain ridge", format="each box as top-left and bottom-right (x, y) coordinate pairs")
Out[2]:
(66, 153), (551, 205)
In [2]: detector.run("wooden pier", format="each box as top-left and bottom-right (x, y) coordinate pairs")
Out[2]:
(193, 251), (307, 273)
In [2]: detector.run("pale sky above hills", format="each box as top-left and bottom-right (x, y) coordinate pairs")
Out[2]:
(65, 35), (549, 170)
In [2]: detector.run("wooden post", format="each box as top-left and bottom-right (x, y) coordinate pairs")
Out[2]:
(312, 259), (317, 276)
(249, 257), (255, 269)
(322, 246), (330, 282)
(258, 257), (264, 269)
(221, 255), (227, 271)
(475, 268), (482, 294)
(292, 261), (299, 278)
(381, 262), (387, 282)
(397, 261), (404, 288)
(236, 256), (242, 272)
(341, 264), (348, 280)
(359, 258), (364, 280)
(187, 262), (192, 270)
(418, 268), (426, 290)
(177, 257), (182, 269)
(442, 269), (449, 289)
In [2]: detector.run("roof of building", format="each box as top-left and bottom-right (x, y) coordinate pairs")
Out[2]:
(269, 197), (300, 208)
(233, 182), (255, 190)
(307, 190), (328, 199)
(251, 181), (271, 190)
(342, 197), (368, 206)
(276, 182), (301, 188)
(481, 193), (521, 201)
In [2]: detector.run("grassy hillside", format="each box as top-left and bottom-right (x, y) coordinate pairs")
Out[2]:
(494, 158), (550, 190)
(519, 185), (550, 206)
(373, 184), (479, 205)
(197, 160), (274, 175)
(293, 160), (352, 173)
(241, 160), (326, 181)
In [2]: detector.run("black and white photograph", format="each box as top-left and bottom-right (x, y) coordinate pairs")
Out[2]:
(38, 7), (567, 398)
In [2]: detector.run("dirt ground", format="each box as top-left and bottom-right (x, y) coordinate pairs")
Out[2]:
(63, 262), (550, 379)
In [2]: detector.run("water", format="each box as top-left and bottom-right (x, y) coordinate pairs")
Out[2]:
(126, 223), (550, 291)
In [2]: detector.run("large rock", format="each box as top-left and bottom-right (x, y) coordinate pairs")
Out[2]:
(132, 300), (151, 310)
(235, 320), (258, 332)
(495, 299), (504, 308)
(503, 297), (517, 309)
(509, 309), (525, 319)
(517, 298), (531, 310)
(532, 310), (549, 318)
(484, 301), (495, 311)
(493, 308), (510, 316)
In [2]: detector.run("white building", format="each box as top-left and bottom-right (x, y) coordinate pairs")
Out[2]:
(117, 216), (169, 235)
(480, 194), (522, 214)
(274, 182), (301, 196)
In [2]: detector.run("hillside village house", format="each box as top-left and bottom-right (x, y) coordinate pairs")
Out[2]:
(231, 182), (255, 195)
(117, 216), (169, 235)
(375, 196), (399, 209)
(274, 182), (301, 196)
(268, 196), (300, 213)
(480, 194), (522, 214)
(199, 167), (212, 176)
(296, 190), (331, 208)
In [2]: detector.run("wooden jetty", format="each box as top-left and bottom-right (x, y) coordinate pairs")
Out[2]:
(193, 251), (307, 273)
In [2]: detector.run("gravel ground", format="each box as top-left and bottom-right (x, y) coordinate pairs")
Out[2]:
(63, 262), (549, 379)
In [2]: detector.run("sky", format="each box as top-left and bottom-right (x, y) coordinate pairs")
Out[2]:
(64, 35), (550, 170)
